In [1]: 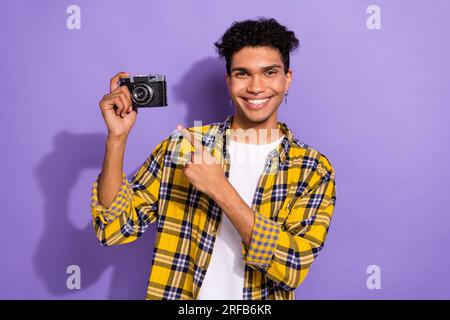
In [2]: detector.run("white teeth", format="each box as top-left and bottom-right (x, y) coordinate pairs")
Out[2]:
(246, 98), (270, 105)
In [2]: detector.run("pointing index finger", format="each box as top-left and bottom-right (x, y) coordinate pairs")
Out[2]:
(178, 128), (203, 154)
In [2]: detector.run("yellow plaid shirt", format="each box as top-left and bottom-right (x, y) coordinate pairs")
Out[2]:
(90, 115), (336, 300)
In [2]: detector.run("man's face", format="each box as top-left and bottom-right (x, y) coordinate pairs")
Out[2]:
(226, 46), (292, 125)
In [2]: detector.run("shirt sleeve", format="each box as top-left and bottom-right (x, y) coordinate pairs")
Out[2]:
(241, 155), (336, 291)
(90, 139), (167, 247)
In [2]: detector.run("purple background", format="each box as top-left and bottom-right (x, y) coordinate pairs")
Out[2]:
(1, 0), (449, 299)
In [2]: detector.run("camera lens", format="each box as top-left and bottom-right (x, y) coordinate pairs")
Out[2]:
(132, 83), (154, 105)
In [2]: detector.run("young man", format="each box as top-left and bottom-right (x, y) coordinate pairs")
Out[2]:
(91, 18), (336, 300)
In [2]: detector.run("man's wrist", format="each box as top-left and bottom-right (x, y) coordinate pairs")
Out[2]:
(106, 134), (128, 148)
(210, 178), (234, 206)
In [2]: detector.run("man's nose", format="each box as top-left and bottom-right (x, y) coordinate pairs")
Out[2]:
(247, 75), (265, 95)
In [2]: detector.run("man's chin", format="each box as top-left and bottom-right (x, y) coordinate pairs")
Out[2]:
(236, 107), (275, 124)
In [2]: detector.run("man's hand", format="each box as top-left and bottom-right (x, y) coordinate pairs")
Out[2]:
(177, 124), (255, 246)
(99, 72), (137, 139)
(177, 125), (228, 198)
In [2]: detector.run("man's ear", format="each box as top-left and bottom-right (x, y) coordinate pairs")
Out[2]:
(226, 73), (230, 88)
(285, 68), (293, 92)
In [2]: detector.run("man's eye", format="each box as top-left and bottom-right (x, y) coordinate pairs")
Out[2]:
(266, 70), (277, 76)
(236, 72), (248, 77)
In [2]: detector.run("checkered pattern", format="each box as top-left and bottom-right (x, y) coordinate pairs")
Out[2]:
(90, 114), (336, 300)
(242, 211), (280, 266)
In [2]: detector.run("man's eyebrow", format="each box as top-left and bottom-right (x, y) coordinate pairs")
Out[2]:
(231, 64), (283, 73)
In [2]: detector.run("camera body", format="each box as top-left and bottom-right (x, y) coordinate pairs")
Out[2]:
(118, 74), (167, 108)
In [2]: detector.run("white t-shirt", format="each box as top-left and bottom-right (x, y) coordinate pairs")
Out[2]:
(197, 135), (284, 300)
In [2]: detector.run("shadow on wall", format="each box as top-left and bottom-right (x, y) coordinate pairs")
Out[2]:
(174, 56), (233, 126)
(32, 131), (155, 299)
(32, 56), (233, 299)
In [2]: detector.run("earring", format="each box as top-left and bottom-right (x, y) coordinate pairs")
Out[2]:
(284, 91), (289, 104)
(229, 99), (233, 107)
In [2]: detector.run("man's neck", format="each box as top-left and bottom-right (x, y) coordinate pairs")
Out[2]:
(230, 112), (283, 145)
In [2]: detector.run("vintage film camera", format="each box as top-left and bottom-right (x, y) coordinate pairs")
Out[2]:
(118, 74), (167, 108)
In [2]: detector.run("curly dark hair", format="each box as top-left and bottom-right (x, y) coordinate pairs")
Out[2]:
(214, 18), (300, 75)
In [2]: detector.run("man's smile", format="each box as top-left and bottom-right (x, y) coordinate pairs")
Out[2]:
(240, 95), (274, 110)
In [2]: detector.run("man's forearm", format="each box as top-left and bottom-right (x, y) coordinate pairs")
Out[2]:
(210, 180), (255, 247)
(98, 135), (128, 208)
